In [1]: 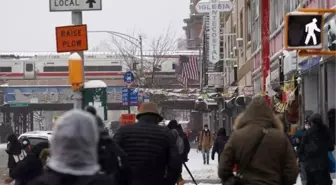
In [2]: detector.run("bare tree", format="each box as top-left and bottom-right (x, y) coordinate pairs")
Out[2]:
(109, 25), (178, 88)
(33, 111), (44, 130)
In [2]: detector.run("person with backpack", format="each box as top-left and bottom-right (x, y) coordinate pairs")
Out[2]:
(85, 105), (131, 185)
(167, 120), (191, 185)
(198, 124), (213, 165)
(30, 110), (114, 185)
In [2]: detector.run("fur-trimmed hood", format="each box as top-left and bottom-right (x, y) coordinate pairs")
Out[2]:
(233, 95), (283, 131)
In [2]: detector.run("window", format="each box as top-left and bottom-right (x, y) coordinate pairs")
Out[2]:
(239, 10), (243, 39)
(0, 67), (11, 72)
(25, 63), (33, 72)
(43, 65), (123, 72)
(247, 4), (252, 41)
(172, 63), (176, 70)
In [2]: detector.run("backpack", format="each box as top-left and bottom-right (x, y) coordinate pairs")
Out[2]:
(173, 129), (185, 155)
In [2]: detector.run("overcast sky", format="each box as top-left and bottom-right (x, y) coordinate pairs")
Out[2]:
(0, 0), (189, 52)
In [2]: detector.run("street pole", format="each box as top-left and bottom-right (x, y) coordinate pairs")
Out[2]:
(71, 11), (84, 109)
(261, 0), (270, 105)
(139, 36), (144, 75)
(127, 87), (131, 114)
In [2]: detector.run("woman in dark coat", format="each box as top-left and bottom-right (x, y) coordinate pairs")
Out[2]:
(6, 134), (25, 174)
(211, 127), (228, 162)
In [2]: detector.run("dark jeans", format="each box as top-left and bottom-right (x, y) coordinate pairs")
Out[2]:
(202, 149), (209, 164)
(300, 162), (307, 185)
(306, 169), (332, 185)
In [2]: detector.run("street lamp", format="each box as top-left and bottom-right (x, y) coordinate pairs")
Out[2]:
(88, 30), (144, 73)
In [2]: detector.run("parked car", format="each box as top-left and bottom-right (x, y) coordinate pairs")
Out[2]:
(18, 131), (52, 147)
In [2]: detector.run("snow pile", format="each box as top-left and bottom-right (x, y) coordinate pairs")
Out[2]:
(182, 149), (219, 181)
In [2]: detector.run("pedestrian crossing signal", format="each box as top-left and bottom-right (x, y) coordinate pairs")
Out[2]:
(284, 12), (324, 50)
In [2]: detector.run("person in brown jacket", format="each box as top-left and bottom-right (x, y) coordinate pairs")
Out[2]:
(218, 95), (298, 185)
(198, 124), (213, 165)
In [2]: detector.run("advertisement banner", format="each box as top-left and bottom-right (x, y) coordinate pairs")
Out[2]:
(207, 72), (224, 87)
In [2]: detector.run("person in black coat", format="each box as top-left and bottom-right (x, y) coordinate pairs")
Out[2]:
(299, 113), (335, 185)
(113, 102), (182, 185)
(6, 134), (25, 174)
(5, 142), (49, 185)
(211, 127), (228, 162)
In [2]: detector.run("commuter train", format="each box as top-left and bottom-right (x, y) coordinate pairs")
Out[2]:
(0, 51), (199, 80)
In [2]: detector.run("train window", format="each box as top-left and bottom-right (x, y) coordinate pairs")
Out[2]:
(0, 67), (11, 72)
(43, 66), (68, 72)
(26, 64), (33, 72)
(84, 66), (122, 71)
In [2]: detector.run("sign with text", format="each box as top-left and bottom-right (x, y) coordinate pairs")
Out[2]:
(56, 24), (88, 53)
(207, 72), (223, 87)
(242, 86), (254, 96)
(284, 12), (324, 50)
(120, 114), (136, 125)
(50, 0), (102, 12)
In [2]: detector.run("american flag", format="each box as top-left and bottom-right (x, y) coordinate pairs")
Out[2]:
(176, 55), (199, 87)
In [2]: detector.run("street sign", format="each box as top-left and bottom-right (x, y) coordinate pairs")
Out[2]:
(9, 102), (29, 108)
(195, 0), (233, 13)
(122, 88), (138, 106)
(284, 12), (324, 50)
(123, 71), (135, 85)
(195, 0), (233, 64)
(50, 0), (102, 12)
(242, 86), (254, 96)
(56, 24), (88, 53)
(120, 114), (136, 125)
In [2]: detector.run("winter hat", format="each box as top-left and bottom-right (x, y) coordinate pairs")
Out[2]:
(309, 113), (324, 126)
(167, 120), (178, 129)
(136, 102), (163, 122)
(85, 105), (97, 116)
(85, 105), (105, 134)
(48, 109), (100, 176)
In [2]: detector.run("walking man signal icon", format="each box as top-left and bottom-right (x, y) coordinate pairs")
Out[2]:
(305, 18), (321, 45)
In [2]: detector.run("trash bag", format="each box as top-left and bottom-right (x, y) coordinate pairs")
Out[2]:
(328, 152), (336, 173)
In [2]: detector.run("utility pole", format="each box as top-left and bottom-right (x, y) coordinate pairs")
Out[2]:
(71, 11), (85, 109)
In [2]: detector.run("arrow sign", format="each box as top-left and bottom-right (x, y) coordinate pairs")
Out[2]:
(86, 0), (96, 8)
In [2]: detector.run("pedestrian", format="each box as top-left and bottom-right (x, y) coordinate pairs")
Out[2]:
(299, 113), (335, 185)
(29, 110), (114, 185)
(292, 117), (311, 185)
(198, 124), (213, 165)
(5, 142), (49, 185)
(113, 102), (182, 185)
(211, 127), (228, 162)
(218, 95), (298, 185)
(21, 137), (31, 153)
(5, 134), (27, 185)
(85, 105), (131, 185)
(167, 120), (191, 185)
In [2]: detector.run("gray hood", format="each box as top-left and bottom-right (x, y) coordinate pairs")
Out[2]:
(48, 109), (100, 176)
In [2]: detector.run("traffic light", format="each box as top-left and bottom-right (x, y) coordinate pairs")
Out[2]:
(285, 13), (324, 50)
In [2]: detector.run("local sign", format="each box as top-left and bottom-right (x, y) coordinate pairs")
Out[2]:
(55, 24), (88, 53)
(50, 0), (102, 12)
(195, 0), (233, 64)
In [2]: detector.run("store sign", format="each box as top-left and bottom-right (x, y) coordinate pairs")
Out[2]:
(208, 72), (224, 87)
(120, 114), (136, 125)
(242, 86), (254, 96)
(209, 0), (221, 63)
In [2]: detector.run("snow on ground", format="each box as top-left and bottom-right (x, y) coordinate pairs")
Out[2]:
(182, 149), (219, 181)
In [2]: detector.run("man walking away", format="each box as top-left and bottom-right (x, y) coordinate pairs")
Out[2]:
(198, 124), (213, 165)
(211, 127), (228, 162)
(167, 120), (191, 185)
(299, 113), (334, 185)
(85, 105), (130, 185)
(113, 102), (182, 185)
(30, 110), (114, 185)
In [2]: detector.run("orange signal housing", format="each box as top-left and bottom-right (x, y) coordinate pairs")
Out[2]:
(68, 58), (84, 90)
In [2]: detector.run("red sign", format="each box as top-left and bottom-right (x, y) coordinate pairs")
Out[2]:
(120, 114), (136, 125)
(55, 24), (88, 53)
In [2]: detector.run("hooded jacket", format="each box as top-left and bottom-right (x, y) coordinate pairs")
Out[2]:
(211, 128), (228, 159)
(9, 142), (49, 185)
(299, 113), (335, 172)
(30, 110), (114, 185)
(218, 96), (298, 185)
(6, 134), (24, 170)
